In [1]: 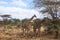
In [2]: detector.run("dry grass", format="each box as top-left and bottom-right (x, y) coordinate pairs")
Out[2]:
(0, 26), (60, 40)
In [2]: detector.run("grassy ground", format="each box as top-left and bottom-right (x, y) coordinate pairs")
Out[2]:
(0, 26), (60, 40)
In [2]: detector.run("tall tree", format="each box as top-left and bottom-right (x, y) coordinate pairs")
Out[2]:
(34, 0), (60, 38)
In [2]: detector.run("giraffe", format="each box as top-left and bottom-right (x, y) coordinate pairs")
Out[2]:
(21, 15), (36, 36)
(33, 18), (45, 37)
(33, 17), (53, 37)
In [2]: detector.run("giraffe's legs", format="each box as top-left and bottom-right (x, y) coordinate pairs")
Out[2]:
(25, 27), (30, 37)
(22, 28), (25, 37)
(37, 28), (40, 37)
(33, 28), (37, 37)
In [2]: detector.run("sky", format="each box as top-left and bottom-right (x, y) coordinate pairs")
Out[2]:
(0, 0), (44, 20)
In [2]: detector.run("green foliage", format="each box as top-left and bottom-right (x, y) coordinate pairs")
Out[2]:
(9, 19), (21, 26)
(0, 21), (3, 25)
(21, 19), (28, 22)
(43, 18), (52, 26)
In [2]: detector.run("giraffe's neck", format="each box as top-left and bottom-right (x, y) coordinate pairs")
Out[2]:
(29, 16), (35, 21)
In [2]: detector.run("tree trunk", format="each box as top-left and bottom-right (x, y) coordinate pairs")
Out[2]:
(53, 25), (59, 39)
(54, 30), (58, 39)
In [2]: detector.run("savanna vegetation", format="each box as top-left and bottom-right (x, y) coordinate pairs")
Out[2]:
(0, 0), (60, 40)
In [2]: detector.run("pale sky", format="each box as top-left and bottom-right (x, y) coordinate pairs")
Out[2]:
(0, 0), (44, 20)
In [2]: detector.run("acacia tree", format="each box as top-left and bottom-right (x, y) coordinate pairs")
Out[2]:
(0, 14), (11, 25)
(34, 0), (60, 38)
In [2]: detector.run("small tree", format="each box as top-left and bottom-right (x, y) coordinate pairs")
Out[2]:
(0, 14), (11, 25)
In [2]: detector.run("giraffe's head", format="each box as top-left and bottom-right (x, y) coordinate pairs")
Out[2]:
(33, 14), (37, 18)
